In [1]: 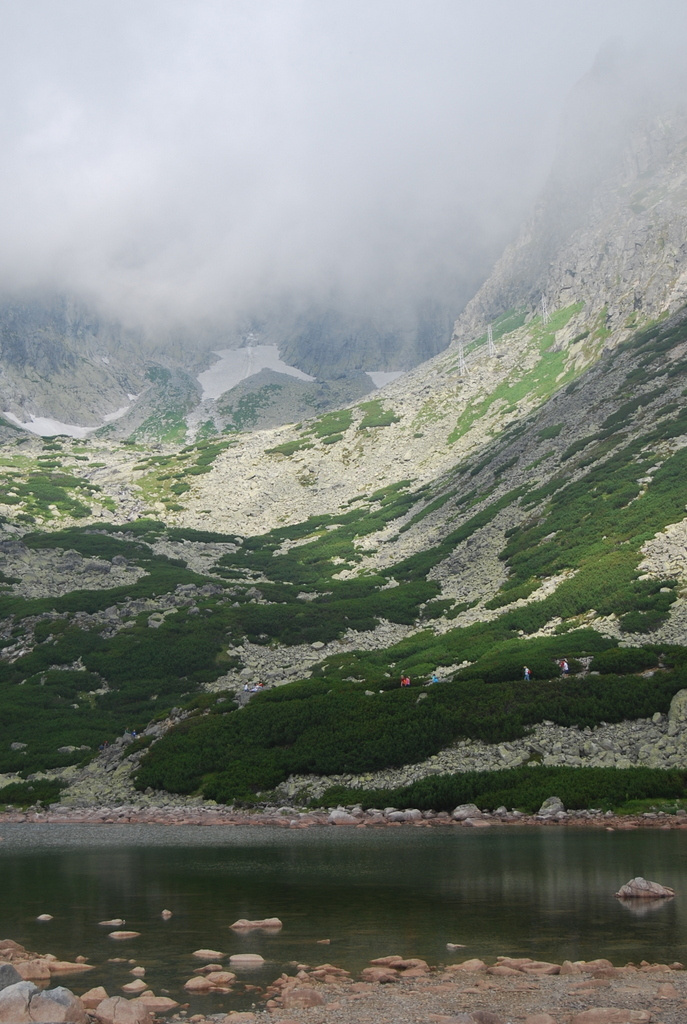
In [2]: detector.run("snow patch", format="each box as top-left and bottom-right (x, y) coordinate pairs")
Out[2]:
(2, 412), (94, 438)
(197, 345), (315, 401)
(367, 371), (404, 388)
(3, 402), (132, 437)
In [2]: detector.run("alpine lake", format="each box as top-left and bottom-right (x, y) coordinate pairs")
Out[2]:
(1, 822), (686, 1015)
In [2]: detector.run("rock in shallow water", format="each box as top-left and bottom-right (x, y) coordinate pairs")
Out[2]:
(615, 876), (675, 898)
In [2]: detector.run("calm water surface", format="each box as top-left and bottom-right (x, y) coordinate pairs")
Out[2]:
(1, 823), (685, 1012)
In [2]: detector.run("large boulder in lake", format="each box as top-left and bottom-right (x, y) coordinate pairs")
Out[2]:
(615, 876), (675, 899)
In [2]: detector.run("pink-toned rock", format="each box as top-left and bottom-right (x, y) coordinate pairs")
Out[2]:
(360, 967), (399, 983)
(571, 1011), (652, 1024)
(223, 1014), (257, 1022)
(369, 955), (403, 966)
(93, 995), (152, 1024)
(160, 910), (173, 920)
(525, 1016), (557, 1024)
(192, 948), (224, 959)
(560, 960), (582, 975)
(129, 967), (145, 977)
(577, 959), (615, 973)
(207, 971), (236, 986)
(450, 959), (488, 972)
(14, 959), (51, 981)
(184, 975), (215, 992)
(107, 932), (140, 941)
(228, 953), (265, 966)
(521, 961), (560, 976)
(0, 940), (25, 959)
(138, 996), (179, 1013)
(121, 980), (147, 994)
(487, 965), (521, 976)
(49, 960), (96, 974)
(656, 981), (679, 997)
(281, 986), (325, 1008)
(395, 957), (429, 971)
(230, 917), (282, 930)
(36, 914), (53, 922)
(81, 987), (109, 1011)
(615, 876), (675, 898)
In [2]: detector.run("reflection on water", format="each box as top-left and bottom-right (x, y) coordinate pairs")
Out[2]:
(0, 823), (685, 1012)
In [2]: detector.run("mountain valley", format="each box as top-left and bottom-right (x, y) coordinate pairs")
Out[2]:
(2, 103), (687, 817)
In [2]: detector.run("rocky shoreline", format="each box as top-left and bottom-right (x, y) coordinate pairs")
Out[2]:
(1, 935), (686, 1024)
(2, 802), (687, 830)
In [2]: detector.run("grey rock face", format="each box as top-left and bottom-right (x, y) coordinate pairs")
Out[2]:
(0, 964), (22, 992)
(538, 796), (565, 816)
(452, 803), (482, 821)
(616, 877), (675, 899)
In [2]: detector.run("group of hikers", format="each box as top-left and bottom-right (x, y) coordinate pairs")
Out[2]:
(400, 672), (440, 687)
(523, 659), (569, 681)
(398, 660), (573, 688)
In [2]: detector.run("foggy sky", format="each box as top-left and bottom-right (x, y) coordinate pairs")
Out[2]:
(1, 0), (686, 335)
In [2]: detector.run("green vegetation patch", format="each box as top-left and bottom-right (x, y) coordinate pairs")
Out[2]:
(448, 303), (584, 445)
(134, 665), (684, 803)
(0, 779), (66, 809)
(315, 766), (687, 814)
(357, 399), (401, 429)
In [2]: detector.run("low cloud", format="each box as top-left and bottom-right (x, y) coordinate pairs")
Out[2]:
(0, 0), (686, 338)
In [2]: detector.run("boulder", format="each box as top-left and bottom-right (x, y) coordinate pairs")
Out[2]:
(360, 967), (399, 983)
(452, 804), (482, 820)
(183, 976), (214, 992)
(281, 986), (325, 1008)
(137, 996), (179, 1013)
(207, 971), (236, 987)
(228, 953), (265, 967)
(230, 917), (282, 930)
(14, 960), (51, 981)
(49, 960), (96, 975)
(446, 958), (488, 972)
(0, 980), (35, 1022)
(93, 996), (152, 1024)
(615, 876), (675, 898)
(0, 981), (88, 1023)
(328, 810), (359, 825)
(538, 796), (565, 815)
(0, 964), (22, 992)
(29, 986), (89, 1022)
(81, 987), (109, 1011)
(121, 980), (147, 994)
(192, 948), (225, 959)
(107, 931), (140, 940)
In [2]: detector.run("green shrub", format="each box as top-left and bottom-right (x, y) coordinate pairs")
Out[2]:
(315, 766), (687, 813)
